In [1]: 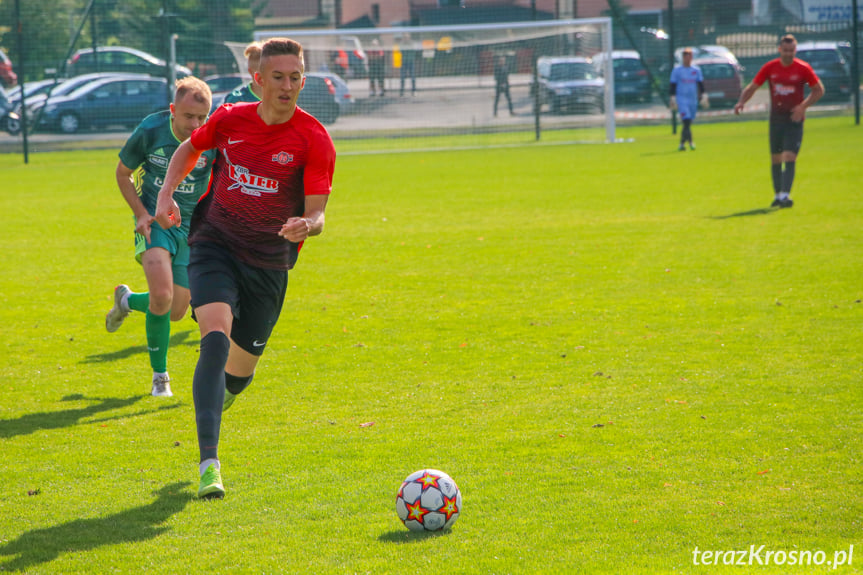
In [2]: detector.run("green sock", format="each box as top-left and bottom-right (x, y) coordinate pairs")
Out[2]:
(145, 310), (171, 373)
(128, 292), (150, 313)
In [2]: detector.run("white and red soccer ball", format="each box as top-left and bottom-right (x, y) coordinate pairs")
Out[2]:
(395, 469), (462, 532)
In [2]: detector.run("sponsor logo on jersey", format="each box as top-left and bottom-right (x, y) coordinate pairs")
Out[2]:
(774, 83), (796, 96)
(227, 164), (279, 196)
(154, 176), (197, 194)
(272, 151), (294, 165)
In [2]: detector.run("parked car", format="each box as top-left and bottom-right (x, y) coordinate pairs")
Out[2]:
(593, 50), (652, 104)
(836, 41), (853, 66)
(795, 42), (852, 102)
(204, 74), (246, 95)
(66, 46), (191, 79)
(329, 35), (368, 79)
(0, 49), (17, 88)
(20, 73), (149, 116)
(0, 88), (21, 134)
(297, 73), (340, 124)
(6, 79), (56, 108)
(203, 73), (247, 112)
(534, 56), (605, 114)
(34, 76), (168, 133)
(310, 71), (355, 114)
(693, 57), (743, 108)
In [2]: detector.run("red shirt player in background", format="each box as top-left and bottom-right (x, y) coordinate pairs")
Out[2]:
(735, 34), (824, 208)
(155, 37), (336, 499)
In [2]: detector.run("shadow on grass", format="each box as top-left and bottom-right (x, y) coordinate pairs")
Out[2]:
(0, 481), (192, 572)
(708, 207), (778, 219)
(640, 149), (690, 157)
(378, 529), (454, 543)
(80, 329), (198, 364)
(0, 395), (182, 439)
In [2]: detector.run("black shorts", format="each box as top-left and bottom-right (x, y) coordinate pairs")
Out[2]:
(188, 241), (288, 356)
(769, 120), (804, 155)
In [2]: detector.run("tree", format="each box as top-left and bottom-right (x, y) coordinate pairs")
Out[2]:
(0, 0), (81, 80)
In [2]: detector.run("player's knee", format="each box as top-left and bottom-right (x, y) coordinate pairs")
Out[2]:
(170, 307), (188, 322)
(149, 291), (173, 314)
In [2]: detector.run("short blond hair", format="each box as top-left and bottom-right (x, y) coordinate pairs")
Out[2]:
(174, 76), (212, 107)
(244, 41), (263, 72)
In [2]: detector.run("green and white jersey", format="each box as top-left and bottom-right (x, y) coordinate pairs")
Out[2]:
(222, 82), (261, 105)
(118, 110), (217, 234)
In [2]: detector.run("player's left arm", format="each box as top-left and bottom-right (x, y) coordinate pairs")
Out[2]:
(280, 127), (335, 242)
(792, 76), (824, 122)
(279, 194), (329, 242)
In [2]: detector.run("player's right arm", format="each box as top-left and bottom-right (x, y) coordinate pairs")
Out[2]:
(155, 139), (204, 229)
(157, 106), (223, 228)
(734, 81), (761, 115)
(735, 63), (769, 115)
(116, 160), (155, 243)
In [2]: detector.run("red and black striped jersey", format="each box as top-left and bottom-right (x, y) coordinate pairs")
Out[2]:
(188, 102), (335, 270)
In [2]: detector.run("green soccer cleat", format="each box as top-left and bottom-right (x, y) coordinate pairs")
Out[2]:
(223, 389), (236, 412)
(198, 463), (225, 499)
(105, 285), (131, 333)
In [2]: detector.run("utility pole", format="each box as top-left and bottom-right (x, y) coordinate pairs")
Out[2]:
(669, 0), (676, 134)
(853, 0), (860, 125)
(14, 0), (28, 163)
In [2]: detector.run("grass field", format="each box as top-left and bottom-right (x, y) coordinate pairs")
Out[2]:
(1, 117), (861, 574)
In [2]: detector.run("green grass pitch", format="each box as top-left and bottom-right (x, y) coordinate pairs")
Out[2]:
(0, 117), (861, 573)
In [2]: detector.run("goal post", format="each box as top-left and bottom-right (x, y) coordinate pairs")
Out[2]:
(231, 18), (615, 151)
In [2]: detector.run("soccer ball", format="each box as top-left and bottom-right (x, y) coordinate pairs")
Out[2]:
(395, 469), (462, 532)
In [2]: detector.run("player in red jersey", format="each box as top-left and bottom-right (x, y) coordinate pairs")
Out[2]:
(734, 34), (823, 208)
(154, 37), (336, 499)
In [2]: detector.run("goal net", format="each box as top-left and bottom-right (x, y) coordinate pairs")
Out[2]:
(228, 19), (615, 152)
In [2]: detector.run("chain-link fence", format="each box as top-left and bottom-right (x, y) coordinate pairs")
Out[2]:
(1, 0), (860, 158)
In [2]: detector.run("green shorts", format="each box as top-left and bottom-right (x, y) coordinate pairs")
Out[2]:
(134, 224), (191, 289)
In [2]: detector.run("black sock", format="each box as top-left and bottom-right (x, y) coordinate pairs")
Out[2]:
(782, 161), (796, 194)
(771, 163), (783, 195)
(225, 372), (254, 395)
(194, 332), (230, 462)
(682, 119), (692, 144)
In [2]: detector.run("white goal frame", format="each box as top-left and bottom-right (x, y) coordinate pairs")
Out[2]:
(246, 18), (615, 144)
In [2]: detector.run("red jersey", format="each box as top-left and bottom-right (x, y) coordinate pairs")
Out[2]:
(752, 58), (820, 121)
(188, 102), (335, 270)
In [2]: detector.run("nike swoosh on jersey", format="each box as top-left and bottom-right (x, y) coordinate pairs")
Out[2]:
(228, 138), (244, 145)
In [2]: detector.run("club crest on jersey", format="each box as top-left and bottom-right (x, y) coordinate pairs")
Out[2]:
(227, 164), (279, 196)
(272, 151), (294, 165)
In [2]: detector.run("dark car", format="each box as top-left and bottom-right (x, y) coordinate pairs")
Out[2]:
(795, 42), (851, 102)
(535, 56), (605, 114)
(34, 76), (168, 133)
(204, 74), (246, 95)
(594, 50), (652, 104)
(0, 49), (17, 88)
(693, 58), (743, 108)
(20, 73), (149, 116)
(67, 46), (192, 79)
(203, 73), (247, 113)
(297, 73), (341, 124)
